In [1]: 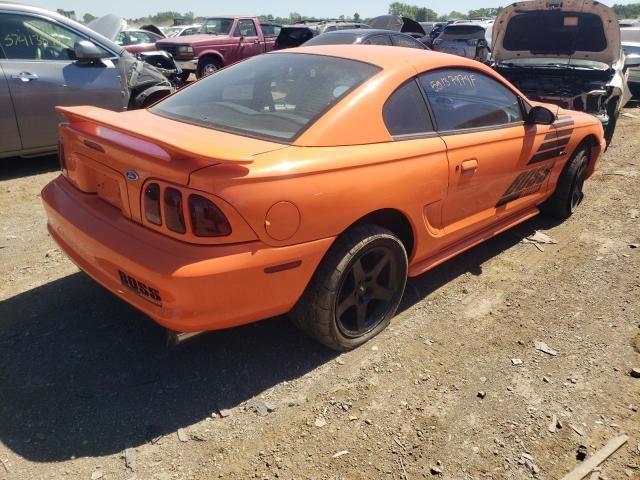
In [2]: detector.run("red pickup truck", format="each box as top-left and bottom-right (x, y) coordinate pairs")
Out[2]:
(156, 17), (279, 80)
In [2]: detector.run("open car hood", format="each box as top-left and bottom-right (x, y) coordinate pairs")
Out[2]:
(492, 0), (620, 65)
(368, 15), (426, 35)
(88, 14), (127, 41)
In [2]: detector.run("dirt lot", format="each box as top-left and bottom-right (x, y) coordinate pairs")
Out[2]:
(1, 108), (639, 480)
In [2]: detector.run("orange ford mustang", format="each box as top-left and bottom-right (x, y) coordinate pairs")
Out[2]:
(42, 45), (606, 350)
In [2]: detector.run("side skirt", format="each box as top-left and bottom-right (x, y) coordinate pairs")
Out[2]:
(408, 207), (539, 277)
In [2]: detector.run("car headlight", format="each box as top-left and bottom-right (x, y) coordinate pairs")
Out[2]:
(177, 46), (194, 54)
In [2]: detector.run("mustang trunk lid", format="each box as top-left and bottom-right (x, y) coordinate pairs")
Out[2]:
(492, 0), (620, 66)
(56, 106), (286, 221)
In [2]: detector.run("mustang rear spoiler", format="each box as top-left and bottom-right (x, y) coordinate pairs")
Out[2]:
(57, 106), (255, 165)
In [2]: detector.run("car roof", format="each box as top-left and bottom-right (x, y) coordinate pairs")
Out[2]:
(318, 29), (411, 36)
(285, 44), (490, 71)
(0, 2), (124, 54)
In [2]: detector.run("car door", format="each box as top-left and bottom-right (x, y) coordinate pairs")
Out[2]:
(0, 61), (22, 155)
(235, 19), (261, 57)
(418, 68), (555, 236)
(0, 12), (125, 151)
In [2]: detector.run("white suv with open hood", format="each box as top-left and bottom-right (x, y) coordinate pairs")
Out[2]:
(492, 0), (640, 145)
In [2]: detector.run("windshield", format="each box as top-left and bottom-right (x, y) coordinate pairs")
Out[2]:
(151, 53), (380, 142)
(165, 27), (182, 37)
(503, 11), (607, 55)
(201, 18), (234, 35)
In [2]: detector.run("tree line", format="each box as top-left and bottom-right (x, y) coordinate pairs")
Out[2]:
(77, 2), (640, 27)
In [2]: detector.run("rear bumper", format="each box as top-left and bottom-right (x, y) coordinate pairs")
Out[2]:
(42, 176), (333, 332)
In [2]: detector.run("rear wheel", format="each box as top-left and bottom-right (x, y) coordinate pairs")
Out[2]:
(540, 146), (588, 219)
(291, 224), (408, 351)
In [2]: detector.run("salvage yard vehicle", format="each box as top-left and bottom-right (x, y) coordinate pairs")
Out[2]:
(303, 29), (427, 49)
(156, 16), (279, 79)
(431, 22), (492, 62)
(492, 0), (640, 145)
(88, 15), (166, 54)
(274, 20), (370, 50)
(42, 46), (605, 351)
(0, 3), (174, 159)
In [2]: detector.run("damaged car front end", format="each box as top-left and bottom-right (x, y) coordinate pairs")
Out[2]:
(492, 0), (632, 144)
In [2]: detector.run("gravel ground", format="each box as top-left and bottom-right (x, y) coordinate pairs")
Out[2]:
(1, 107), (639, 480)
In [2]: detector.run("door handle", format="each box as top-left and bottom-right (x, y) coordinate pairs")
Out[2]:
(12, 72), (39, 83)
(461, 159), (479, 176)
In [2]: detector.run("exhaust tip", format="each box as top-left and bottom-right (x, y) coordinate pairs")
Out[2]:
(167, 330), (204, 345)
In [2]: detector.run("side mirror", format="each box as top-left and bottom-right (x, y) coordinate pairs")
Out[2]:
(74, 40), (103, 61)
(528, 105), (556, 125)
(625, 53), (640, 69)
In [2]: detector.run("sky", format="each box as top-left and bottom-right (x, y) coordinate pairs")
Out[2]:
(27, 0), (640, 19)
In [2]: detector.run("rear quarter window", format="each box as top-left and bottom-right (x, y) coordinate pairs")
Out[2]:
(383, 80), (434, 137)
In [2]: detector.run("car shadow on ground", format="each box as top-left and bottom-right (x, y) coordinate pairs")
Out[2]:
(0, 155), (59, 181)
(0, 213), (563, 462)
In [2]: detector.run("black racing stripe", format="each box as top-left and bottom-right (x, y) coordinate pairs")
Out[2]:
(544, 128), (573, 140)
(553, 120), (574, 128)
(538, 137), (570, 151)
(496, 192), (521, 207)
(528, 148), (565, 165)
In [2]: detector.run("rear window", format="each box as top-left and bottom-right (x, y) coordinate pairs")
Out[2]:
(503, 12), (607, 53)
(151, 53), (380, 142)
(442, 25), (485, 36)
(304, 32), (360, 46)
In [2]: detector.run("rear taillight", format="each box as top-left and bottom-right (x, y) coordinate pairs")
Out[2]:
(188, 194), (231, 237)
(164, 187), (186, 234)
(57, 142), (68, 176)
(144, 183), (162, 225)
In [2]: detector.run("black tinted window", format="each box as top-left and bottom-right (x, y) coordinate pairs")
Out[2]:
(420, 69), (523, 131)
(383, 80), (433, 136)
(304, 32), (360, 46)
(152, 53), (380, 142)
(442, 25), (485, 36)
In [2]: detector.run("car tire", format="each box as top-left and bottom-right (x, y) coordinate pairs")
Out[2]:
(197, 57), (221, 78)
(540, 146), (589, 219)
(291, 224), (408, 351)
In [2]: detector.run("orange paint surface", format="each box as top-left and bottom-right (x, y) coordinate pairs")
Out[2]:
(42, 46), (605, 333)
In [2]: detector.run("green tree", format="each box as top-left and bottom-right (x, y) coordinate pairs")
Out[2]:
(82, 13), (96, 23)
(354, 12), (361, 22)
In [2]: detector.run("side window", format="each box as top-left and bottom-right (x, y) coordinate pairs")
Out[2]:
(419, 69), (523, 131)
(0, 13), (109, 60)
(383, 80), (434, 137)
(363, 35), (392, 46)
(260, 24), (274, 36)
(137, 32), (157, 44)
(391, 34), (424, 49)
(236, 20), (258, 37)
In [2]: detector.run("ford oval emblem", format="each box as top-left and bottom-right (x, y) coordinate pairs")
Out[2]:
(125, 170), (139, 181)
